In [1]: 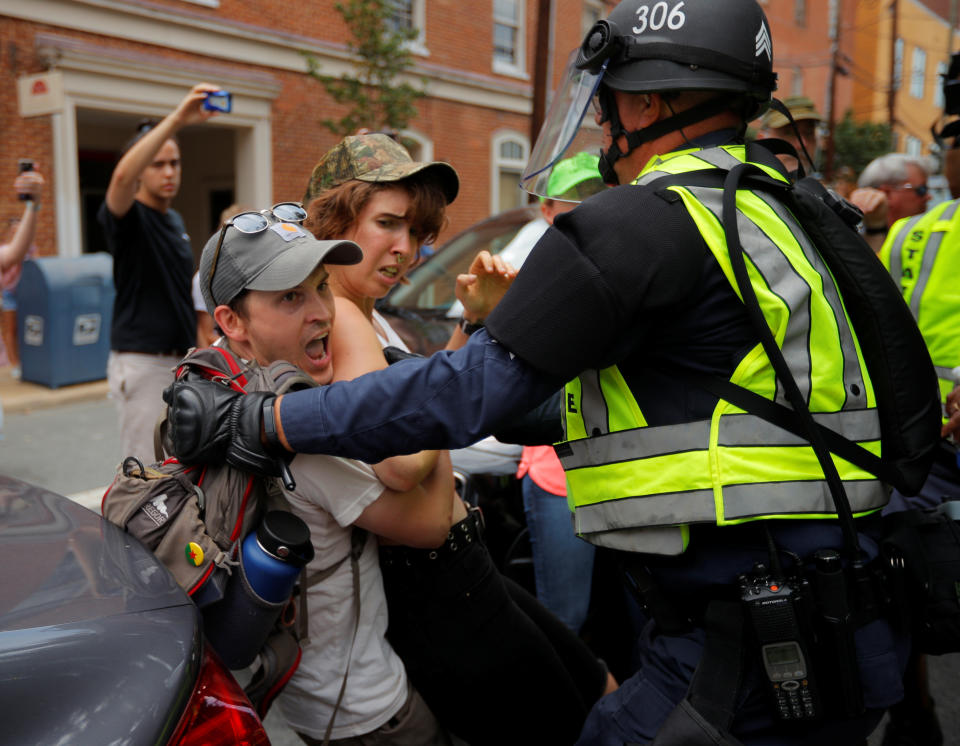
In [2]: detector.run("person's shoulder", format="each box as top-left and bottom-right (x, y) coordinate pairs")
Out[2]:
(569, 180), (665, 216)
(97, 197), (143, 232)
(553, 181), (703, 267)
(165, 207), (187, 229)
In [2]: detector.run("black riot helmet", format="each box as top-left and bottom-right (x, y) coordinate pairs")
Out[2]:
(522, 0), (778, 190)
(578, 0), (777, 113)
(586, 0), (777, 182)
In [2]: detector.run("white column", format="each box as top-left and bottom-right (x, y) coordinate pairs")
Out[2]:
(235, 119), (272, 208)
(51, 97), (81, 257)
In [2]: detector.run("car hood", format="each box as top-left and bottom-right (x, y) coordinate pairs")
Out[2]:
(0, 477), (199, 745)
(0, 478), (190, 625)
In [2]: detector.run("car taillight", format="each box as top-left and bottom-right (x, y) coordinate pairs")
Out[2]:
(168, 644), (270, 746)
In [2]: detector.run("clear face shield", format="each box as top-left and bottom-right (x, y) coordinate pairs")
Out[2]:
(521, 52), (608, 202)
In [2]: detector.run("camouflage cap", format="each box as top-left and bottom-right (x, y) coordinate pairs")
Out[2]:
(304, 134), (459, 205)
(761, 95), (822, 130)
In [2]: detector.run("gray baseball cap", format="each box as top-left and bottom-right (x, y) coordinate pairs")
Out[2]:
(199, 219), (362, 313)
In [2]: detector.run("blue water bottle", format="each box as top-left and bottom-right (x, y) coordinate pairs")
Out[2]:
(203, 510), (314, 669)
(242, 511), (314, 603)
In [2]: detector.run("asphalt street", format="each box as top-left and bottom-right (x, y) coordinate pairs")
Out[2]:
(1, 397), (957, 744)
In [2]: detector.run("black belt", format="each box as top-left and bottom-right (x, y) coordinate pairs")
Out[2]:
(380, 506), (484, 567)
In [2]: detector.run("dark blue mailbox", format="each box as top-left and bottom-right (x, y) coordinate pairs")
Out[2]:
(17, 254), (115, 388)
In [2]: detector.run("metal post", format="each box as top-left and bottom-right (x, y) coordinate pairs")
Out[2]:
(825, 0), (841, 178)
(888, 0), (899, 134)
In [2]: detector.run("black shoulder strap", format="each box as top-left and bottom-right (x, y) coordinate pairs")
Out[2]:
(685, 372), (897, 486)
(721, 161), (863, 560)
(649, 601), (747, 746)
(644, 167), (789, 203)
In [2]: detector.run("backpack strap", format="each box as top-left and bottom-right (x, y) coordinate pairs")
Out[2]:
(307, 527), (368, 746)
(721, 161), (864, 561)
(682, 371), (898, 487)
(650, 601), (748, 746)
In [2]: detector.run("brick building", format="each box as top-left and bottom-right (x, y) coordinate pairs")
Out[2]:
(759, 0), (856, 131)
(1, 0), (612, 260)
(851, 0), (958, 157)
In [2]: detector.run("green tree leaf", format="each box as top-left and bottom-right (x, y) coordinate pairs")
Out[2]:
(833, 111), (893, 178)
(303, 0), (425, 137)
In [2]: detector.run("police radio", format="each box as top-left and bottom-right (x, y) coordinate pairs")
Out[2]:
(740, 565), (822, 721)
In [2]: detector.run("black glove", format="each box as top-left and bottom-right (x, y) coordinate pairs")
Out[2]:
(382, 345), (424, 364)
(163, 380), (293, 485)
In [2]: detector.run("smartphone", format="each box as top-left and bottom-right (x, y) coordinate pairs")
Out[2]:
(17, 159), (34, 201)
(203, 91), (232, 113)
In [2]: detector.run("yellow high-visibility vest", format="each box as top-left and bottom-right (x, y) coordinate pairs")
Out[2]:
(558, 145), (886, 555)
(881, 199), (960, 421)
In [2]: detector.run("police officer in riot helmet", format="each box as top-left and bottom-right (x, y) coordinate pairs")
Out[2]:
(165, 2), (913, 744)
(577, 0), (775, 186)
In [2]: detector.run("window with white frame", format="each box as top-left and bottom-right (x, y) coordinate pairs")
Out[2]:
(794, 0), (806, 26)
(385, 0), (427, 53)
(936, 61), (949, 109)
(400, 130), (433, 163)
(910, 47), (927, 100)
(492, 132), (529, 212)
(905, 135), (923, 156)
(792, 67), (804, 97)
(933, 62), (950, 109)
(493, 0), (525, 75)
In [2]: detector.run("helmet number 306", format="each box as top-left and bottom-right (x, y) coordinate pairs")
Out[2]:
(633, 1), (686, 34)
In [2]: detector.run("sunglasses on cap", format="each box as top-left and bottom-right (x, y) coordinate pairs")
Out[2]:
(207, 202), (308, 305)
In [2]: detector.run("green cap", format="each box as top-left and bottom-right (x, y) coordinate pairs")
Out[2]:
(304, 134), (459, 204)
(760, 96), (822, 130)
(545, 152), (605, 201)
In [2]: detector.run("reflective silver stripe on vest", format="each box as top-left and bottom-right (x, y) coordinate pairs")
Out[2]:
(909, 200), (960, 319)
(575, 479), (886, 535)
(560, 411), (880, 470)
(577, 523), (689, 554)
(756, 191), (867, 409)
(635, 167), (676, 186)
(580, 370), (610, 436)
(887, 213), (927, 304)
(561, 420), (711, 469)
(722, 479), (887, 519)
(692, 147), (745, 171)
(935, 365), (955, 382)
(576, 488), (717, 531)
(689, 186), (814, 406)
(718, 410), (880, 446)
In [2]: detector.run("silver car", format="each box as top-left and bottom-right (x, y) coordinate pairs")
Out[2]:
(0, 475), (270, 745)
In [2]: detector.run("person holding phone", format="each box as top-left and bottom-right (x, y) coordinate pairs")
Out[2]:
(1, 163), (44, 273)
(98, 82), (224, 464)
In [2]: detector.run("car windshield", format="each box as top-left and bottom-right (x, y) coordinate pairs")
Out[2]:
(387, 208), (534, 311)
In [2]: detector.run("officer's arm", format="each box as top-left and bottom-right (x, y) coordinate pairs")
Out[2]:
(274, 329), (560, 461)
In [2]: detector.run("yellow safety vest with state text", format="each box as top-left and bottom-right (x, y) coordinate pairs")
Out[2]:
(880, 199), (960, 421)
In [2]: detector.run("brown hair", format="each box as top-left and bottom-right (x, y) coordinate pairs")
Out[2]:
(304, 175), (448, 252)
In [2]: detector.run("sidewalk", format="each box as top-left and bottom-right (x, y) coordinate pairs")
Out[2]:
(0, 365), (109, 415)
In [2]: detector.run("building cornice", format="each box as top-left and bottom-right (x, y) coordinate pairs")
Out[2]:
(2, 0), (532, 114)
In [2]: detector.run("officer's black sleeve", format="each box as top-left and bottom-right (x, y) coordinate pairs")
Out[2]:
(486, 184), (708, 381)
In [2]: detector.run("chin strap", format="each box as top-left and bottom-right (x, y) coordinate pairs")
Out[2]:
(599, 94), (734, 184)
